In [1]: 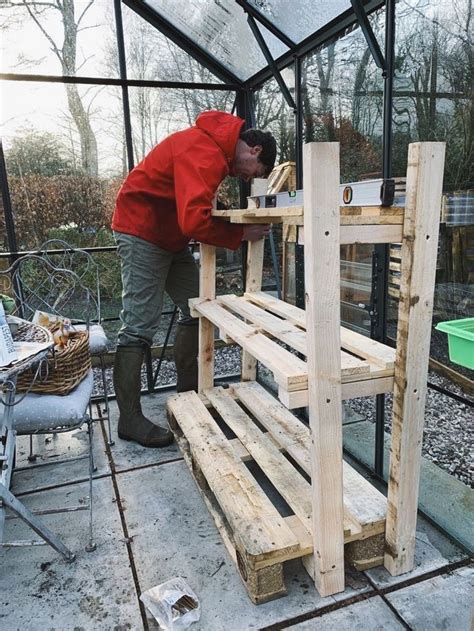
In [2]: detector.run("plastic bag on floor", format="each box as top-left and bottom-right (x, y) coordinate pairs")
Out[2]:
(140, 577), (200, 630)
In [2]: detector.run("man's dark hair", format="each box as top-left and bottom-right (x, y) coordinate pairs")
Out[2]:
(240, 128), (277, 176)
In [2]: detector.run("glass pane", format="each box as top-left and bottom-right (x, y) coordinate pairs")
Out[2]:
(2, 81), (125, 251)
(129, 87), (236, 163)
(302, 11), (384, 182)
(247, 0), (351, 43)
(393, 0), (473, 388)
(0, 1), (119, 78)
(122, 3), (223, 83)
(143, 0), (288, 79)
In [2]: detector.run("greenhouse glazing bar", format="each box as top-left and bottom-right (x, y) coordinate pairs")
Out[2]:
(114, 0), (135, 173)
(234, 0), (296, 49)
(0, 73), (240, 90)
(245, 0), (385, 90)
(374, 0), (396, 477)
(246, 13), (296, 112)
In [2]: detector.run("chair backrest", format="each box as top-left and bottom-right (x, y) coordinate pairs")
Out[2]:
(0, 254), (96, 326)
(38, 239), (102, 322)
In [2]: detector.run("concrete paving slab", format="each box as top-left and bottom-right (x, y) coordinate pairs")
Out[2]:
(12, 422), (110, 495)
(107, 393), (182, 472)
(343, 420), (473, 555)
(386, 565), (474, 630)
(365, 514), (467, 588)
(0, 476), (142, 630)
(286, 595), (406, 629)
(116, 460), (374, 631)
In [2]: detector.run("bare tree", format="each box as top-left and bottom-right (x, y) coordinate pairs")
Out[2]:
(3, 0), (99, 176)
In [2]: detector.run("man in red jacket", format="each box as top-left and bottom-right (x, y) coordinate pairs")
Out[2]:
(112, 110), (276, 448)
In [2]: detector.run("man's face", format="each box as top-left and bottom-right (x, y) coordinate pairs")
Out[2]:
(231, 140), (268, 181)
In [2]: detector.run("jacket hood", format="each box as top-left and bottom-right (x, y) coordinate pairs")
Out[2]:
(195, 111), (244, 166)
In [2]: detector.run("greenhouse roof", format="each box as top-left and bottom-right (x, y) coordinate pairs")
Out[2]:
(125, 0), (382, 84)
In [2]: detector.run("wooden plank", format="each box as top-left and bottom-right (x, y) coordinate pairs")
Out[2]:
(218, 295), (370, 378)
(340, 206), (404, 217)
(340, 215), (403, 226)
(191, 298), (308, 391)
(198, 244), (216, 392)
(429, 357), (473, 396)
(219, 294), (307, 352)
(231, 381), (386, 539)
(390, 245), (402, 259)
(385, 142), (446, 576)
(214, 206), (403, 226)
(204, 387), (315, 537)
(167, 391), (300, 562)
(339, 224), (403, 244)
(291, 224), (402, 245)
(278, 376), (395, 409)
(303, 142), (345, 596)
(212, 206), (303, 220)
(242, 237), (265, 381)
(243, 292), (395, 370)
(338, 328), (395, 370)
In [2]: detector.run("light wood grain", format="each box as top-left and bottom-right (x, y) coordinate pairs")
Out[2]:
(385, 142), (446, 576)
(303, 142), (345, 596)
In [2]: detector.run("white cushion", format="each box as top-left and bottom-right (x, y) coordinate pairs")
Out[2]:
(13, 371), (93, 434)
(74, 324), (108, 355)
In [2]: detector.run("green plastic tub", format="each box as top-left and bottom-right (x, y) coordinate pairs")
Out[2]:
(435, 318), (474, 370)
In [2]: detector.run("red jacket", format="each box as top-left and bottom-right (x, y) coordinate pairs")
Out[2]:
(112, 111), (244, 252)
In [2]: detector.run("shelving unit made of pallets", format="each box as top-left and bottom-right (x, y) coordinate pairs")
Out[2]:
(190, 291), (395, 409)
(167, 381), (387, 604)
(169, 142), (446, 601)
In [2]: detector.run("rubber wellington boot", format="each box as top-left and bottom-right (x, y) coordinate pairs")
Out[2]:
(114, 345), (173, 448)
(173, 322), (199, 392)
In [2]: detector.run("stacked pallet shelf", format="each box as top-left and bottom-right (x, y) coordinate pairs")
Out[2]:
(167, 141), (446, 603)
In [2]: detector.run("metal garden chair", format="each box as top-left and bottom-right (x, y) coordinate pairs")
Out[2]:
(38, 239), (113, 445)
(0, 261), (97, 556)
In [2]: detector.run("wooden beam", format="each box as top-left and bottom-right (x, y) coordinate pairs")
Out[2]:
(198, 244), (216, 392)
(303, 142), (345, 596)
(298, 224), (404, 245)
(242, 238), (265, 381)
(278, 376), (395, 409)
(384, 142), (446, 576)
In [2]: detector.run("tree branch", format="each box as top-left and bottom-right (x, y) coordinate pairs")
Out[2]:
(21, 0), (62, 63)
(77, 0), (93, 27)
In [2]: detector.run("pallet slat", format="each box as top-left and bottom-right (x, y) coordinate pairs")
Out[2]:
(231, 381), (386, 539)
(167, 391), (300, 561)
(191, 298), (308, 391)
(244, 291), (395, 370)
(204, 387), (314, 535)
(217, 294), (370, 377)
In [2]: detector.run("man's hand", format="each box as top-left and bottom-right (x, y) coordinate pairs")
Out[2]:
(242, 224), (270, 242)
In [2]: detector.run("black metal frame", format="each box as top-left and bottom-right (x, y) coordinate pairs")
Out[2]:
(2, 0), (470, 419)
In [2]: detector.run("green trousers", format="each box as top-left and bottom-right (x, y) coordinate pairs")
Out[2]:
(114, 232), (199, 347)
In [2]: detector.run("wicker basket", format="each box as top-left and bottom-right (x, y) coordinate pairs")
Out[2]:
(16, 326), (91, 396)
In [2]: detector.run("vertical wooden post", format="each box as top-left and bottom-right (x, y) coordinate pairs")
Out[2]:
(385, 142), (446, 575)
(241, 238), (265, 381)
(241, 178), (266, 382)
(303, 142), (345, 596)
(198, 243), (216, 392)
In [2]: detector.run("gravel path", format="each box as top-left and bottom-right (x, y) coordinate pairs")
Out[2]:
(94, 345), (472, 488)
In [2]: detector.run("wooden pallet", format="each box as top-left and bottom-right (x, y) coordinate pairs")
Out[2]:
(190, 291), (395, 409)
(167, 381), (387, 603)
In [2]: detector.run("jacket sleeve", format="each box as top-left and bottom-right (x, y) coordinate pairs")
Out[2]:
(173, 141), (243, 251)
